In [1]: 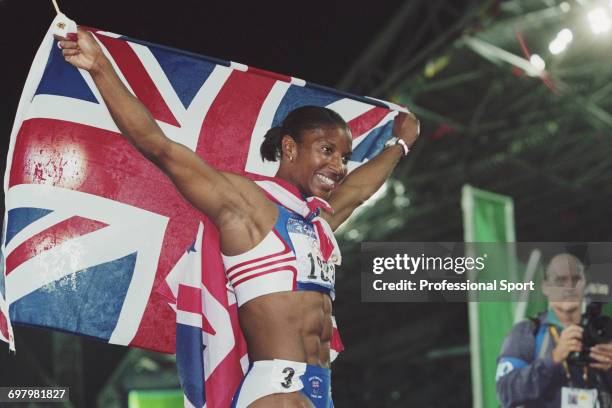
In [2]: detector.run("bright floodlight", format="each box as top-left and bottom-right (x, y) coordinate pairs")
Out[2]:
(558, 28), (573, 43)
(588, 8), (611, 34)
(529, 54), (546, 72)
(560, 2), (571, 12)
(549, 38), (567, 54)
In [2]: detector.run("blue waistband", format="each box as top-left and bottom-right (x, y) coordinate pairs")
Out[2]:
(297, 282), (335, 298)
(300, 364), (332, 408)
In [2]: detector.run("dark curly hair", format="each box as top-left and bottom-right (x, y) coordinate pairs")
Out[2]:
(260, 106), (349, 162)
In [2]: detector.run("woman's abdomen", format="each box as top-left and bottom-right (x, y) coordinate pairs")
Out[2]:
(238, 291), (333, 367)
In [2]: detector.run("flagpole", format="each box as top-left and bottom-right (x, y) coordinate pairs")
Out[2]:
(51, 0), (61, 14)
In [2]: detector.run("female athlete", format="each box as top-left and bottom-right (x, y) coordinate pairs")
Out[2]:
(57, 29), (419, 408)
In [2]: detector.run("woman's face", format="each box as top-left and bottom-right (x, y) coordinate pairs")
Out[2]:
(291, 126), (352, 199)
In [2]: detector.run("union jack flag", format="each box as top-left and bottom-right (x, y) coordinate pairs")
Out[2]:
(0, 251), (11, 348)
(2, 20), (403, 407)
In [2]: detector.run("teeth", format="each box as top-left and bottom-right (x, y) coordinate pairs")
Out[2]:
(317, 174), (334, 186)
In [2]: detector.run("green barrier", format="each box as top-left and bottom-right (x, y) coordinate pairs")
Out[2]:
(128, 389), (183, 408)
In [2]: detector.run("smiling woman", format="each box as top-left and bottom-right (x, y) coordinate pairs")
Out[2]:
(56, 27), (420, 407)
(260, 106), (353, 198)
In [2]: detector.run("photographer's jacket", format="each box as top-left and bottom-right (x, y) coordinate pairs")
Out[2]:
(496, 310), (612, 408)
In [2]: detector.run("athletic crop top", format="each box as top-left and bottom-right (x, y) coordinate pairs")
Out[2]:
(222, 177), (342, 308)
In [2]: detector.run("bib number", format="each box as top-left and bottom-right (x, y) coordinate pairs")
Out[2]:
(307, 252), (335, 283)
(287, 217), (336, 288)
(281, 367), (296, 389)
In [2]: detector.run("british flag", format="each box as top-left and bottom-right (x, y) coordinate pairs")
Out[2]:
(2, 20), (403, 407)
(0, 251), (12, 348)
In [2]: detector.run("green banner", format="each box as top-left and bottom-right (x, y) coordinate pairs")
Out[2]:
(462, 185), (516, 408)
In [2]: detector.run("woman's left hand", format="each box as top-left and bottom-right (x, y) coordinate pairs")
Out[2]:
(590, 343), (612, 371)
(392, 111), (420, 148)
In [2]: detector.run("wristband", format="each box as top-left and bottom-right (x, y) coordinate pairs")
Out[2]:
(384, 136), (410, 157)
(396, 138), (410, 156)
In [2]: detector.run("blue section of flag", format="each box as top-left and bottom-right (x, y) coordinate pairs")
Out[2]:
(176, 323), (206, 408)
(350, 122), (394, 162)
(35, 43), (99, 103)
(5, 208), (53, 245)
(272, 86), (343, 127)
(122, 35), (232, 69)
(9, 253), (137, 340)
(149, 47), (217, 108)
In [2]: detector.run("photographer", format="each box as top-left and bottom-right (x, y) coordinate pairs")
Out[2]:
(496, 253), (612, 408)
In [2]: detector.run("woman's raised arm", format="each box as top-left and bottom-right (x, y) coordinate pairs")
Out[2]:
(58, 29), (276, 247)
(323, 112), (420, 231)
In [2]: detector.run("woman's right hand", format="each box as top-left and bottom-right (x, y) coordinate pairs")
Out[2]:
(392, 111), (420, 148)
(55, 28), (104, 72)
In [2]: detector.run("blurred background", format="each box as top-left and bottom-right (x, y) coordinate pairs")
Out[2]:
(1, 0), (612, 406)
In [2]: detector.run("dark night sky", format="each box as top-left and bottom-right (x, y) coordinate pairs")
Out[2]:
(0, 0), (404, 202)
(0, 0), (404, 127)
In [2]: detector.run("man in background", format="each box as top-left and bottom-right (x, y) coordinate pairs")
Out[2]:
(496, 253), (612, 408)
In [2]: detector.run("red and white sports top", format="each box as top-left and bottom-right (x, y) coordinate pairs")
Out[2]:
(222, 176), (342, 307)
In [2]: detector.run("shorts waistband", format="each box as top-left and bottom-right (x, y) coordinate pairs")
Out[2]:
(251, 359), (330, 373)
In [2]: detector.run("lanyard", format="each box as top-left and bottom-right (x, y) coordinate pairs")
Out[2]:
(549, 325), (588, 385)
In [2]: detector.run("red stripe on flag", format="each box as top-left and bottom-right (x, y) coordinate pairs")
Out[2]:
(331, 326), (344, 355)
(0, 311), (9, 341)
(9, 119), (196, 218)
(201, 219), (229, 306)
(347, 106), (390, 139)
(5, 216), (107, 275)
(204, 346), (247, 408)
(196, 70), (276, 172)
(177, 284), (201, 314)
(247, 66), (292, 83)
(94, 34), (180, 127)
(176, 284), (216, 335)
(156, 280), (176, 303)
(9, 119), (201, 352)
(201, 217), (248, 406)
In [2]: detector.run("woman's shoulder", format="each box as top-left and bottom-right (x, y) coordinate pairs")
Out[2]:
(216, 171), (280, 252)
(220, 171), (268, 201)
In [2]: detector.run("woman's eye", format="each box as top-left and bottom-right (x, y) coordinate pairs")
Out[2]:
(342, 157), (350, 165)
(322, 146), (332, 154)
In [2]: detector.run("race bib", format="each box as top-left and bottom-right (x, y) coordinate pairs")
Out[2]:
(287, 217), (335, 289)
(562, 387), (599, 408)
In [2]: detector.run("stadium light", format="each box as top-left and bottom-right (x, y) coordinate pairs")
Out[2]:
(558, 28), (573, 43)
(529, 54), (546, 72)
(560, 2), (571, 13)
(549, 28), (573, 55)
(549, 38), (567, 54)
(587, 7), (611, 34)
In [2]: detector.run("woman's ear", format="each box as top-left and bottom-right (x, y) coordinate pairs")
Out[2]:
(281, 135), (297, 162)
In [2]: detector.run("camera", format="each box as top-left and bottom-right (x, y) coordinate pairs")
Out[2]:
(568, 302), (612, 365)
